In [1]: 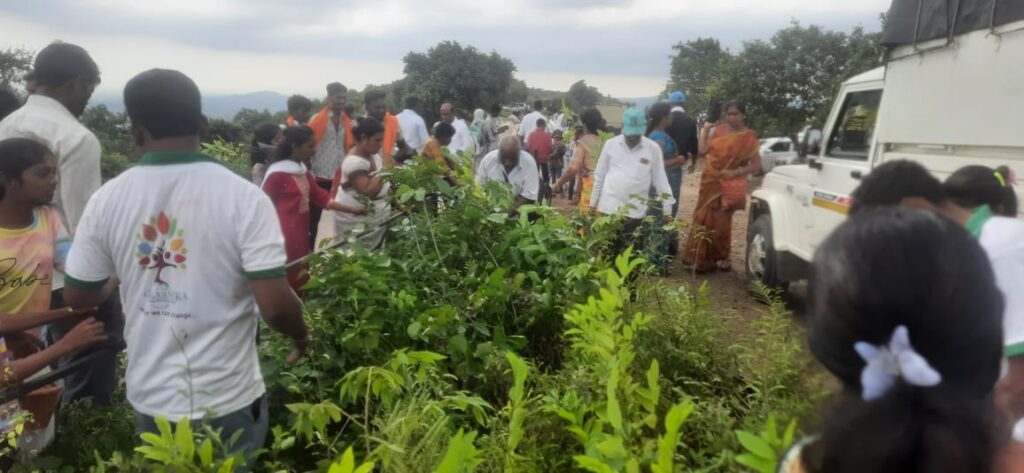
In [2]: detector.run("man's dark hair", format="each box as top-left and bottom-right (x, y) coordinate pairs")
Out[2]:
(849, 160), (947, 215)
(365, 89), (386, 106)
(434, 122), (456, 140)
(0, 88), (20, 122)
(287, 94), (313, 114)
(536, 118), (546, 128)
(489, 103), (502, 116)
(533, 100), (543, 111)
(326, 82), (347, 96)
(404, 96), (420, 109)
(124, 69), (202, 140)
(33, 42), (99, 88)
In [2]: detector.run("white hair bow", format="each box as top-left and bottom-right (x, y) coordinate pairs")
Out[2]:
(854, 325), (942, 401)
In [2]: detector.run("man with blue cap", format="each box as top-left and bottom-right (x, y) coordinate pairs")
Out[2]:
(665, 91), (698, 216)
(590, 108), (674, 255)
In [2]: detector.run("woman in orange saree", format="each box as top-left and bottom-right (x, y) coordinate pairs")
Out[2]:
(684, 101), (762, 272)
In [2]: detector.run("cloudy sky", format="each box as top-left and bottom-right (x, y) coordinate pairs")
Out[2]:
(1, 0), (889, 100)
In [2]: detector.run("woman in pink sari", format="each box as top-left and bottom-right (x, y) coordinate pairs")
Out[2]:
(684, 101), (761, 272)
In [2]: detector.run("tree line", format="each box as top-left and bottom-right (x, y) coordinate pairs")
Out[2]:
(664, 19), (884, 138)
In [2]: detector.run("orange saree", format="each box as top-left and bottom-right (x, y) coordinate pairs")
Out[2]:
(684, 125), (758, 271)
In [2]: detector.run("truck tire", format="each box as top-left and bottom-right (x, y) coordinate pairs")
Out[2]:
(746, 214), (787, 290)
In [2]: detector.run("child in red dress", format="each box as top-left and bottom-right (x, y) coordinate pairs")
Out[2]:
(262, 126), (362, 294)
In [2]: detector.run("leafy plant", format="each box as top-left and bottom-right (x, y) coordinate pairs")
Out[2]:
(90, 416), (245, 472)
(735, 415), (797, 473)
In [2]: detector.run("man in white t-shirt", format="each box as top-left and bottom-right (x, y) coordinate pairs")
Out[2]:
(436, 103), (474, 155)
(518, 100), (546, 141)
(63, 69), (307, 465)
(476, 135), (539, 209)
(396, 96), (429, 152)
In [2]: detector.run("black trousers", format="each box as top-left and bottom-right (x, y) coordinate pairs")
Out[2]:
(309, 179), (332, 250)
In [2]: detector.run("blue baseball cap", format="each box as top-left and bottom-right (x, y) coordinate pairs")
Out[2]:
(622, 108), (646, 136)
(669, 91), (686, 103)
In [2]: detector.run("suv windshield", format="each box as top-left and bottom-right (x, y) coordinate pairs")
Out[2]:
(826, 89), (882, 160)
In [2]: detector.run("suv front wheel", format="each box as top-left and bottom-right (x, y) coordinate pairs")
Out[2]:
(746, 214), (786, 289)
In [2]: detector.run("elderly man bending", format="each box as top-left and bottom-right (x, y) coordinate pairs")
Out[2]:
(476, 135), (539, 210)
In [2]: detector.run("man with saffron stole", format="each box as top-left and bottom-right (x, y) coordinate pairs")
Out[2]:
(305, 83), (355, 245)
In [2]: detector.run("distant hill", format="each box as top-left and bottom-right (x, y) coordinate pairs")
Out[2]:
(93, 91), (289, 120)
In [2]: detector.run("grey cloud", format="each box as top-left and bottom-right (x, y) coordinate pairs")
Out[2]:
(3, 0), (884, 91)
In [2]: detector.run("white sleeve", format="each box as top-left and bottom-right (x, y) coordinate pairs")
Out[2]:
(994, 253), (1024, 357)
(475, 155), (491, 184)
(238, 189), (288, 278)
(417, 119), (430, 147)
(64, 191), (114, 288)
(589, 144), (612, 209)
(650, 141), (675, 216)
(59, 133), (102, 235)
(519, 154), (539, 201)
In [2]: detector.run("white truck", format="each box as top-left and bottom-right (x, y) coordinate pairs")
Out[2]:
(746, 0), (1024, 288)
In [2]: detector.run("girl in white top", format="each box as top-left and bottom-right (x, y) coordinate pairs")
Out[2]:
(334, 117), (394, 250)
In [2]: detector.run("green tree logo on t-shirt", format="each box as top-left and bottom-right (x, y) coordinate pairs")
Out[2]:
(136, 212), (187, 285)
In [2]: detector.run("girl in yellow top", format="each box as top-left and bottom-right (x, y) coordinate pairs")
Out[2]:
(0, 138), (107, 383)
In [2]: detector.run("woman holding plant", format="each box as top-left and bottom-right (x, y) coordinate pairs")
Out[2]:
(333, 117), (395, 250)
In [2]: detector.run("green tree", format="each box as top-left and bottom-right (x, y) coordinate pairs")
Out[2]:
(0, 47), (34, 92)
(205, 118), (244, 144)
(402, 41), (516, 117)
(81, 105), (132, 155)
(232, 108), (275, 134)
(565, 80), (601, 111)
(666, 22), (882, 137)
(503, 79), (529, 106)
(664, 38), (732, 116)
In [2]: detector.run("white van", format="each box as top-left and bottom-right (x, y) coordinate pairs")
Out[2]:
(746, 0), (1024, 288)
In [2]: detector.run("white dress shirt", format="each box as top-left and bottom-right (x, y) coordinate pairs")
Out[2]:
(589, 135), (675, 219)
(396, 109), (429, 151)
(518, 110), (546, 139)
(475, 149), (539, 201)
(0, 95), (101, 235)
(434, 118), (475, 155)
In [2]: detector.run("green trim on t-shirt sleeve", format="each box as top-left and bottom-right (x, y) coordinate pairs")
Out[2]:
(245, 267), (287, 280)
(64, 274), (110, 290)
(1006, 342), (1024, 358)
(965, 205), (993, 239)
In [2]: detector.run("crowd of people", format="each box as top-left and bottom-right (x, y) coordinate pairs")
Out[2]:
(2, 40), (1024, 472)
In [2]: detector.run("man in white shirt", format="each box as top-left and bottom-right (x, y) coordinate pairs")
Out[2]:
(590, 108), (675, 252)
(396, 96), (429, 152)
(0, 42), (126, 406)
(476, 135), (539, 210)
(63, 69), (308, 466)
(436, 103), (474, 155)
(518, 100), (547, 141)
